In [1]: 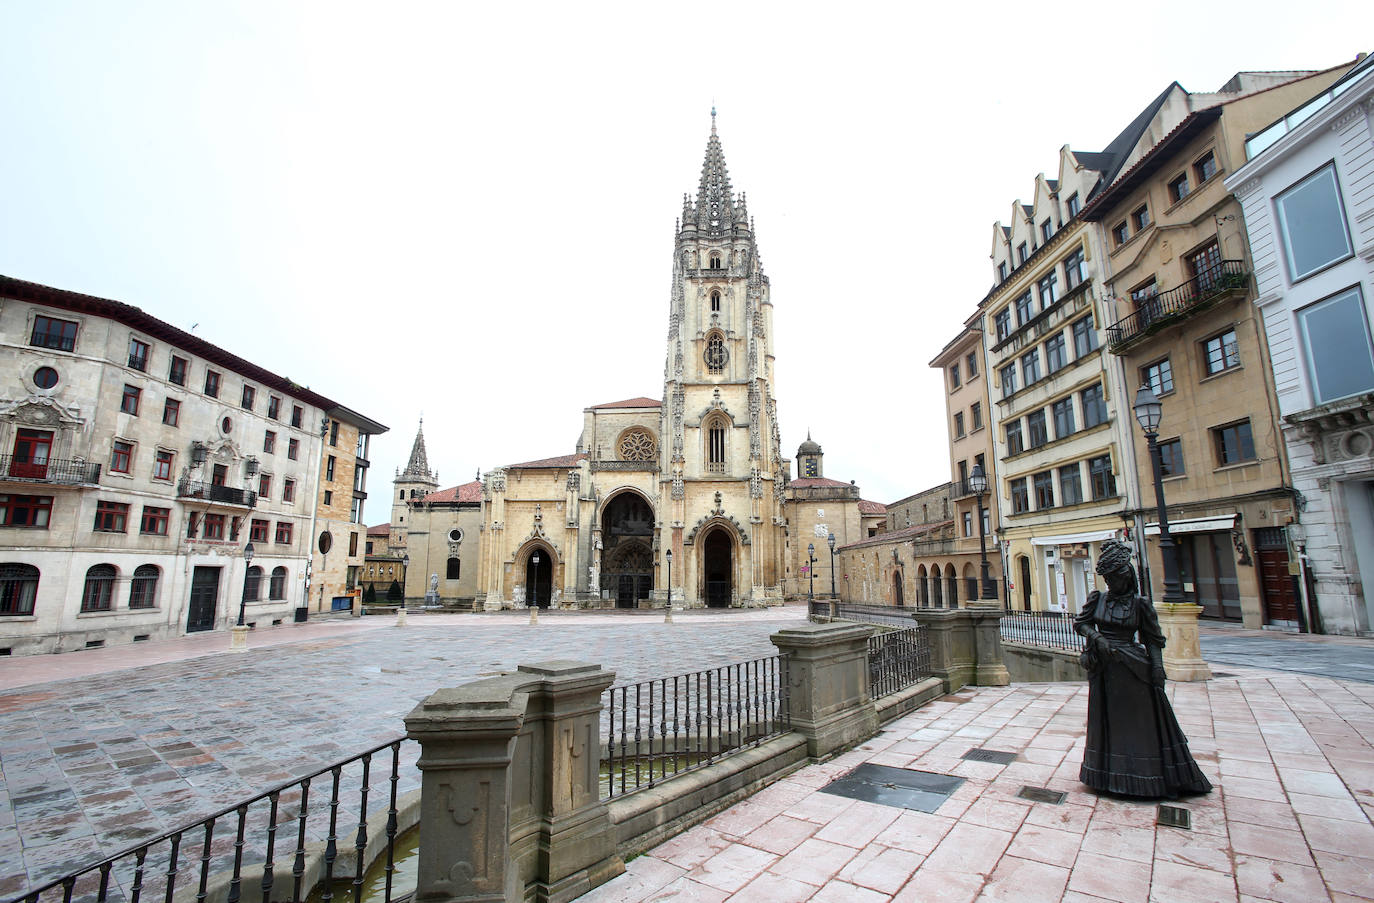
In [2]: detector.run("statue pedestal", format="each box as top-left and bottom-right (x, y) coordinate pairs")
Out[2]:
(1156, 602), (1212, 682)
(229, 624), (249, 653)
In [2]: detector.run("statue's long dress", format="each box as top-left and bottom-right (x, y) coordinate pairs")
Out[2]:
(1074, 594), (1212, 797)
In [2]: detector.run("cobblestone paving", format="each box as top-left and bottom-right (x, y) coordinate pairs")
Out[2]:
(0, 607), (806, 897)
(1201, 628), (1374, 683)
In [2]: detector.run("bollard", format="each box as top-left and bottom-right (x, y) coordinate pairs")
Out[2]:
(529, 604), (538, 625)
(395, 607), (408, 627)
(664, 604), (674, 624)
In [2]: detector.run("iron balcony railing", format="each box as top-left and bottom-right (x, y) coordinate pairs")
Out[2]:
(601, 654), (791, 799)
(868, 625), (933, 698)
(0, 455), (101, 485)
(1106, 260), (1248, 351)
(9, 738), (417, 903)
(999, 610), (1086, 652)
(177, 479), (257, 507)
(828, 603), (919, 627)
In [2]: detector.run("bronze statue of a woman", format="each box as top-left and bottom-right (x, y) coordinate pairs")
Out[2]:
(1073, 539), (1211, 798)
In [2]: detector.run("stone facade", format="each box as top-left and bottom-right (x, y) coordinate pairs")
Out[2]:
(309, 409), (386, 618)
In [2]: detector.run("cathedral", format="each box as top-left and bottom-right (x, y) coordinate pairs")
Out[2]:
(375, 115), (878, 608)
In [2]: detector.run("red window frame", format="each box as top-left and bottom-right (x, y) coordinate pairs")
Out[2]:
(241, 384), (256, 410)
(31, 315), (79, 351)
(128, 337), (150, 371)
(283, 479), (295, 502)
(0, 494), (53, 528)
(203, 513), (226, 540)
(250, 518), (269, 542)
(110, 441), (134, 474)
(163, 398), (180, 426)
(268, 396), (281, 420)
(275, 521), (293, 544)
(264, 431), (276, 454)
(94, 501), (129, 532)
(140, 506), (170, 535)
(205, 370), (221, 397)
(169, 355), (188, 385)
(258, 474), (272, 498)
(121, 385), (141, 416)
(287, 438), (299, 460)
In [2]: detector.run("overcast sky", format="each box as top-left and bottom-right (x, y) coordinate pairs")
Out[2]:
(1, 3), (1365, 523)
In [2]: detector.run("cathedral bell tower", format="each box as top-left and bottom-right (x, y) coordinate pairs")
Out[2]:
(659, 109), (787, 608)
(392, 419), (438, 552)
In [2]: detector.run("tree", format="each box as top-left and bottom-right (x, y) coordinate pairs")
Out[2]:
(387, 580), (403, 602)
(362, 583), (377, 604)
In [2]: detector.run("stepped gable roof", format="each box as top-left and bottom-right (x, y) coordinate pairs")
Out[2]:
(590, 397), (662, 409)
(1084, 82), (1181, 198)
(858, 500), (887, 515)
(790, 477), (853, 489)
(506, 453), (588, 470)
(422, 481), (483, 503)
(1081, 108), (1224, 220)
(367, 522), (390, 536)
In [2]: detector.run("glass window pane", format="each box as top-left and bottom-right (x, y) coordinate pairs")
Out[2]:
(1300, 287), (1374, 403)
(1277, 165), (1353, 279)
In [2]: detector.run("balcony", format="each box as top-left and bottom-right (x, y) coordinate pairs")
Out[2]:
(177, 479), (257, 508)
(911, 538), (955, 557)
(1107, 261), (1249, 353)
(590, 460), (659, 473)
(0, 455), (101, 486)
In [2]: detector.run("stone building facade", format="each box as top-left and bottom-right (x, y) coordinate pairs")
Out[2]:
(309, 407), (387, 617)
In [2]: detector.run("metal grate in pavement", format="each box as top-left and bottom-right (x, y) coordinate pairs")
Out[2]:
(820, 763), (965, 813)
(1017, 786), (1066, 804)
(1157, 804), (1191, 829)
(961, 747), (1018, 765)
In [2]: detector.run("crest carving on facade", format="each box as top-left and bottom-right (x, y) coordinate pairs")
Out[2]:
(0, 395), (85, 429)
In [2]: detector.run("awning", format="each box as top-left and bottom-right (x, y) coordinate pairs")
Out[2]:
(1143, 514), (1236, 536)
(1030, 529), (1119, 546)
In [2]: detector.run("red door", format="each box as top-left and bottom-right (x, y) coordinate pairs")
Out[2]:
(11, 429), (52, 479)
(1255, 528), (1300, 623)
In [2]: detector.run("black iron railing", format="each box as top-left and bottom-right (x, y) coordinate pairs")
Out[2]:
(10, 738), (417, 903)
(1106, 260), (1248, 350)
(999, 611), (1085, 652)
(830, 603), (919, 627)
(0, 455), (101, 484)
(867, 625), (932, 698)
(601, 654), (791, 799)
(177, 479), (257, 507)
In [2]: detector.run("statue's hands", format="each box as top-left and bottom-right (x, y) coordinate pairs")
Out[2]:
(1092, 634), (1110, 658)
(1152, 666), (1167, 689)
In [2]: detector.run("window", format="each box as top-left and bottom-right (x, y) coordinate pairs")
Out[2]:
(283, 479), (295, 503)
(243, 566), (262, 602)
(351, 497), (364, 523)
(1131, 205), (1150, 231)
(1081, 384), (1107, 428)
(323, 490), (334, 506)
(1033, 471), (1055, 509)
(275, 522), (293, 544)
(1276, 163), (1354, 280)
(153, 449), (173, 481)
(287, 437), (299, 460)
(1203, 328), (1240, 375)
(141, 506), (169, 535)
(1187, 241), (1223, 290)
(1169, 173), (1190, 203)
(1131, 278), (1158, 307)
(447, 557), (461, 579)
(326, 456), (336, 481)
(1072, 315), (1098, 358)
(963, 511), (973, 537)
(705, 334), (727, 374)
(949, 363), (961, 388)
(1027, 410), (1048, 448)
(264, 431), (276, 454)
(1011, 478), (1029, 513)
(129, 565), (159, 609)
(1063, 248), (1086, 290)
(329, 420), (340, 447)
(1017, 242), (1029, 264)
(710, 291), (721, 312)
(1052, 397), (1075, 439)
(121, 385), (141, 416)
(1045, 333), (1067, 373)
(128, 338), (150, 371)
(1141, 358), (1174, 395)
(186, 512), (198, 539)
(81, 565), (116, 612)
(1005, 420), (1024, 456)
(267, 396), (281, 420)
(230, 516), (242, 542)
(110, 440), (133, 474)
(33, 366), (58, 389)
(1015, 292), (1034, 326)
(291, 405), (303, 428)
(1, 494), (52, 528)
(1298, 286), (1374, 403)
(999, 363), (1017, 399)
(94, 501), (129, 533)
(1214, 421), (1256, 465)
(241, 384), (256, 411)
(958, 460), (969, 484)
(1112, 221), (1129, 246)
(1021, 349), (1041, 386)
(258, 474), (272, 498)
(966, 352), (978, 378)
(1066, 194), (1081, 218)
(0, 564), (40, 616)
(1059, 464), (1083, 506)
(169, 356), (187, 386)
(1158, 438), (1185, 477)
(970, 402), (982, 431)
(707, 418), (726, 472)
(998, 261), (1008, 281)
(199, 513), (224, 540)
(349, 531), (358, 556)
(1041, 219), (1053, 243)
(953, 412), (965, 438)
(709, 253), (721, 269)
(1194, 151), (1217, 183)
(270, 566), (287, 600)
(1037, 272), (1058, 309)
(30, 315), (78, 352)
(994, 308), (1012, 341)
(1088, 455), (1116, 500)
(250, 519), (269, 542)
(204, 370), (221, 397)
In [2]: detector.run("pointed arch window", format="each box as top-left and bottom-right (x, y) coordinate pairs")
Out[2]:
(704, 333), (727, 374)
(706, 416), (727, 473)
(709, 253), (722, 269)
(711, 291), (721, 312)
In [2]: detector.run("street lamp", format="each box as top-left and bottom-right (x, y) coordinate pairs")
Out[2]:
(238, 542), (255, 626)
(807, 543), (817, 603)
(529, 550), (541, 624)
(827, 533), (837, 599)
(665, 548), (674, 623)
(969, 464), (995, 602)
(1133, 385), (1186, 606)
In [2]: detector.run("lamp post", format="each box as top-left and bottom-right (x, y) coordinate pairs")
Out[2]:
(969, 464), (995, 602)
(529, 550), (540, 624)
(665, 548), (674, 623)
(230, 542), (254, 651)
(1132, 385), (1185, 606)
(396, 552), (411, 627)
(807, 543), (817, 604)
(827, 533), (837, 598)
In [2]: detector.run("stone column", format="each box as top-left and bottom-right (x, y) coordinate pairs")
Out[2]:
(918, 606), (1009, 692)
(965, 600), (1011, 687)
(1155, 602), (1212, 681)
(770, 622), (877, 759)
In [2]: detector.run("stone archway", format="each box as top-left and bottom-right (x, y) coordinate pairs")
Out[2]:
(523, 546), (553, 608)
(702, 528), (733, 608)
(893, 570), (905, 606)
(607, 541), (652, 608)
(602, 491), (656, 608)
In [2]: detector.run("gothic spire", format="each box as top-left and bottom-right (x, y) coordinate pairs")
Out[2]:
(399, 418), (437, 484)
(696, 108), (736, 235)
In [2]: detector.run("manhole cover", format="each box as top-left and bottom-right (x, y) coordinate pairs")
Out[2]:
(1017, 786), (1066, 804)
(1157, 804), (1191, 829)
(820, 763), (964, 813)
(961, 748), (1017, 765)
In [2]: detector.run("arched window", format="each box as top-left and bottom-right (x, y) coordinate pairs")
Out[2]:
(704, 333), (727, 374)
(0, 564), (40, 616)
(270, 566), (288, 600)
(129, 565), (159, 609)
(399, 489), (404, 501)
(706, 416), (727, 473)
(710, 290), (721, 312)
(243, 565), (263, 602)
(81, 565), (116, 612)
(709, 253), (721, 269)
(447, 557), (461, 579)
(946, 565), (959, 608)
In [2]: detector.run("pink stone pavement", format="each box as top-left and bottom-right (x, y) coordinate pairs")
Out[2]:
(581, 670), (1374, 902)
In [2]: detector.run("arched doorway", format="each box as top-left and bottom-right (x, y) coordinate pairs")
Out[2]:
(893, 571), (904, 606)
(602, 492), (655, 608)
(524, 549), (553, 608)
(945, 564), (959, 609)
(703, 528), (733, 608)
(917, 565), (929, 606)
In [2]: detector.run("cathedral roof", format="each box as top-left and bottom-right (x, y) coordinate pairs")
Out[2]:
(590, 396), (662, 409)
(398, 419), (437, 483)
(790, 477), (852, 489)
(421, 481), (483, 503)
(797, 431), (822, 455)
(858, 500), (887, 515)
(506, 452), (588, 470)
(367, 522), (390, 535)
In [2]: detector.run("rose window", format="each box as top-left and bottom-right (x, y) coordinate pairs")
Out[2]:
(619, 429), (657, 461)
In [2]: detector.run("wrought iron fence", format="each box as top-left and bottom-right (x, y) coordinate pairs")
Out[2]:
(1106, 260), (1248, 349)
(10, 738), (418, 903)
(999, 611), (1085, 652)
(601, 654), (791, 799)
(867, 625), (932, 698)
(0, 455), (101, 484)
(831, 603), (918, 627)
(176, 479), (258, 507)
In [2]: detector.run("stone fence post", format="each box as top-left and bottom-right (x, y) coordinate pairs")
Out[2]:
(1155, 603), (1212, 681)
(918, 604), (1010, 693)
(770, 622), (877, 759)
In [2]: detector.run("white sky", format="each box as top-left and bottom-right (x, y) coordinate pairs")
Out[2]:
(1, 3), (1366, 524)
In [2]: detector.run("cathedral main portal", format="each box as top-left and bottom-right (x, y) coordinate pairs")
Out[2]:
(603, 493), (655, 609)
(703, 528), (733, 607)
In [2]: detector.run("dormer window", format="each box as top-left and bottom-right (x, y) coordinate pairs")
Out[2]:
(711, 290), (721, 312)
(997, 262), (1008, 281)
(1017, 242), (1029, 265)
(1040, 219), (1053, 243)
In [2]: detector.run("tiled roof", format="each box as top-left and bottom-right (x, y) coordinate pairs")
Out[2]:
(367, 522), (391, 535)
(590, 397), (662, 409)
(422, 481), (483, 503)
(858, 500), (886, 515)
(836, 519), (953, 552)
(790, 477), (854, 489)
(506, 453), (588, 470)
